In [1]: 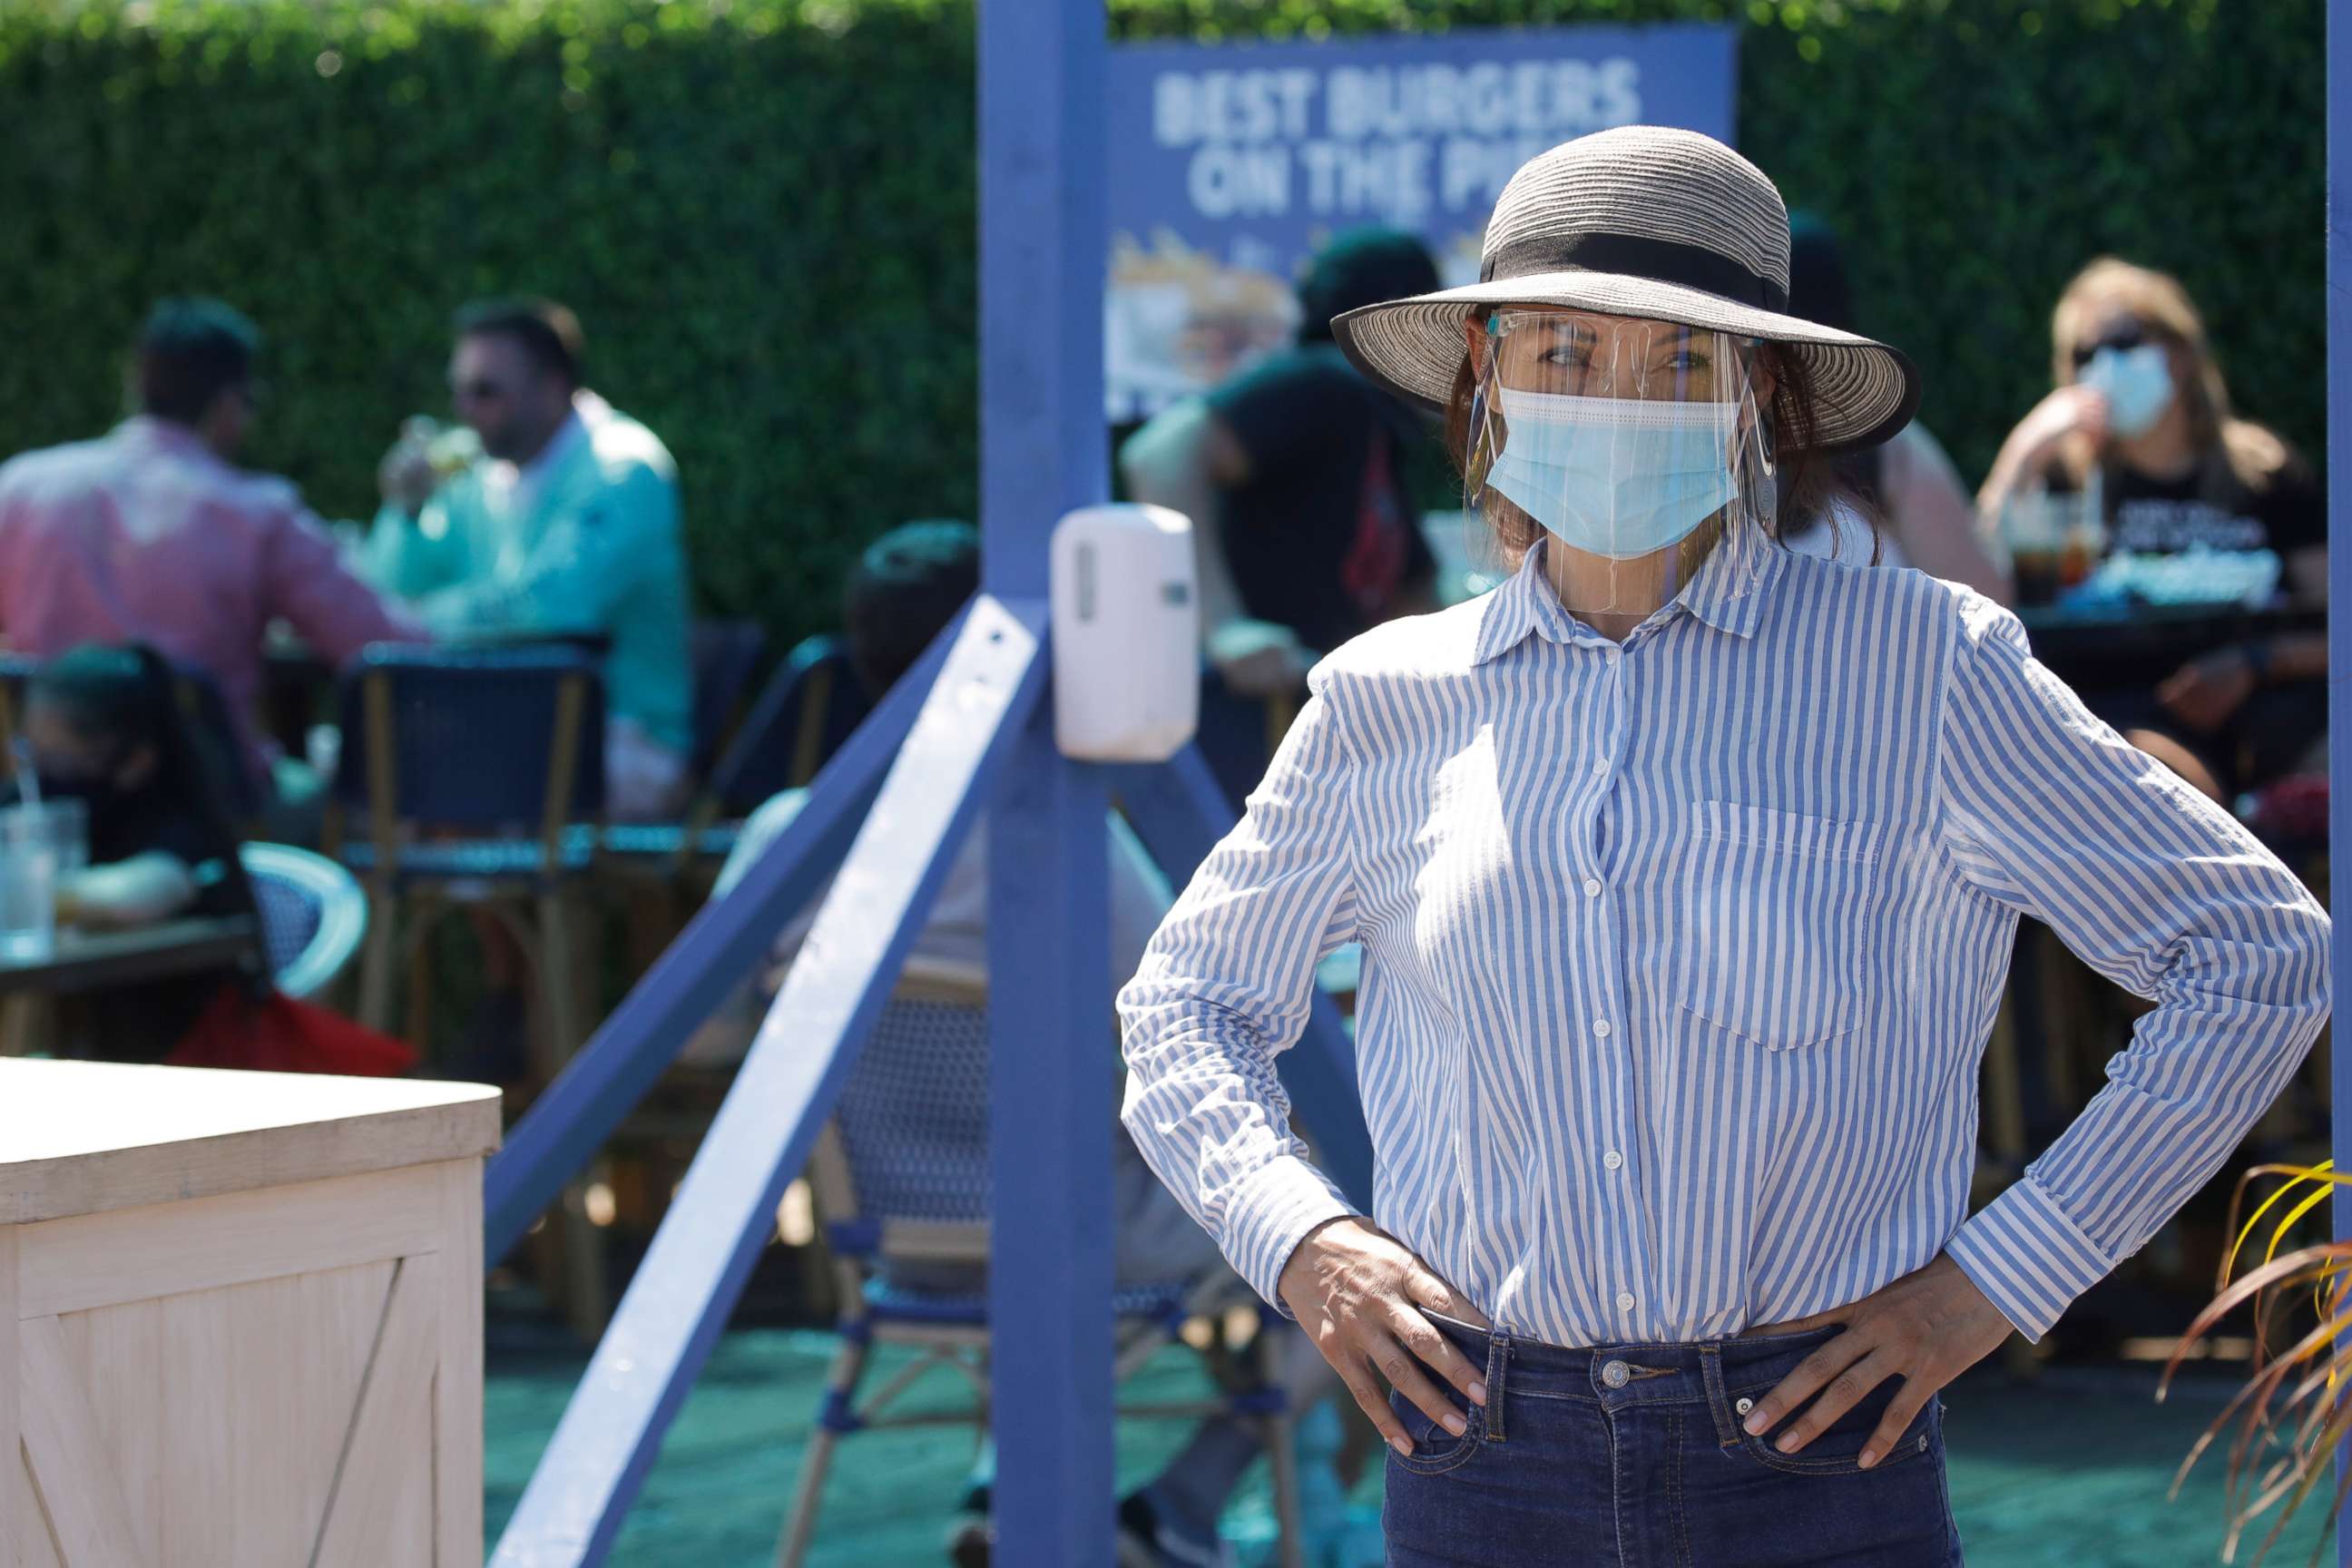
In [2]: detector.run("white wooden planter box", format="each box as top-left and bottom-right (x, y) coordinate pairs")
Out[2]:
(0, 1060), (501, 1567)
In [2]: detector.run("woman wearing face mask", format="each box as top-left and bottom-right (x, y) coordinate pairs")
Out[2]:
(1117, 129), (2329, 1565)
(1978, 259), (2327, 800)
(15, 643), (253, 1058)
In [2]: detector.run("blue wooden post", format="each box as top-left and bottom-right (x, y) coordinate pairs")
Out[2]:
(2328, 4), (2348, 1563)
(978, 0), (1116, 1560)
(483, 2), (1389, 1559)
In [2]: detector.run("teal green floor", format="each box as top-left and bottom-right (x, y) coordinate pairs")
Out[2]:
(485, 1328), (2328, 1566)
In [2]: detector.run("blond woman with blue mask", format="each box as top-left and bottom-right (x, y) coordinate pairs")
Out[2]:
(1117, 127), (2328, 1565)
(1980, 258), (2328, 804)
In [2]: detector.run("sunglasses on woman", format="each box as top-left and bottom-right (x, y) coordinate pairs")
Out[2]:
(2071, 320), (2156, 368)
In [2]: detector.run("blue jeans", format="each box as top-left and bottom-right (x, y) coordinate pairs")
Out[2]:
(1383, 1318), (1964, 1567)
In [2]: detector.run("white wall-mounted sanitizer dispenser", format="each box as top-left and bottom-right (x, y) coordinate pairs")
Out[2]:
(1050, 504), (1198, 761)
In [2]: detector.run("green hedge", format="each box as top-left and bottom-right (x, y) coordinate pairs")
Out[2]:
(0, 0), (2322, 646)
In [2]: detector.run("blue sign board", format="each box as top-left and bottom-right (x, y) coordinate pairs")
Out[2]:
(1105, 24), (1739, 419)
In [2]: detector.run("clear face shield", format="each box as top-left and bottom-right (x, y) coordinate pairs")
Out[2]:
(1465, 309), (1776, 618)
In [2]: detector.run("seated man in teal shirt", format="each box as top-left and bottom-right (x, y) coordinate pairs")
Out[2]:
(368, 298), (692, 819)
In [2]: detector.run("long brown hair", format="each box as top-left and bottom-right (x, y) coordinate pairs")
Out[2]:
(1438, 328), (1874, 568)
(2050, 258), (2298, 504)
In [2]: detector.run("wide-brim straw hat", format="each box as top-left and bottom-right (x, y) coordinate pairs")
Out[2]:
(1332, 126), (1920, 451)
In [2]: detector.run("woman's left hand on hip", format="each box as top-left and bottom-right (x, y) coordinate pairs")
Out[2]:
(1736, 1254), (2014, 1468)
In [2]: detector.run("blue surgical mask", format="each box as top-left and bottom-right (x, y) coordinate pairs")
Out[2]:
(1485, 387), (1740, 560)
(2079, 344), (2174, 438)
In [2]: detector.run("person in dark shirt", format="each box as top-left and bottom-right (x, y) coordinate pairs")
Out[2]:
(1120, 229), (1444, 697)
(15, 643), (252, 1059)
(2097, 453), (2324, 559)
(1979, 258), (2327, 799)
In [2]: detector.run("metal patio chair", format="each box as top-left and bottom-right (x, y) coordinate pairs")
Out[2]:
(774, 958), (1305, 1568)
(325, 645), (610, 1334)
(241, 841), (368, 1000)
(324, 643), (605, 1063)
(688, 619), (771, 788)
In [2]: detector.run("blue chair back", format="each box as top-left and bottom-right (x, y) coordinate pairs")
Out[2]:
(242, 842), (368, 998)
(689, 621), (770, 784)
(826, 967), (991, 1229)
(332, 645), (606, 830)
(710, 634), (869, 818)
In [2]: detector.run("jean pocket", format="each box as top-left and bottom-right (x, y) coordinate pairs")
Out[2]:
(1387, 1386), (1486, 1476)
(1727, 1377), (1938, 1477)
(1679, 800), (1888, 1052)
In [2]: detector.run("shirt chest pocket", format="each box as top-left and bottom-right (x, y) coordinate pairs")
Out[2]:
(1678, 800), (1890, 1051)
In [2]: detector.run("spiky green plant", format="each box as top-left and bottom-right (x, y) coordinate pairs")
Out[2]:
(2163, 1161), (2351, 1565)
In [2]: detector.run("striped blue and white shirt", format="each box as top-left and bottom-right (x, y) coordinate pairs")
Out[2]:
(1117, 538), (2330, 1348)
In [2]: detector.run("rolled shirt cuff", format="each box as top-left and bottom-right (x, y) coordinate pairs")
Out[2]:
(1945, 1175), (2115, 1343)
(1221, 1153), (1360, 1315)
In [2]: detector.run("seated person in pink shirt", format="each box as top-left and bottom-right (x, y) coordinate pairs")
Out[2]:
(0, 299), (424, 808)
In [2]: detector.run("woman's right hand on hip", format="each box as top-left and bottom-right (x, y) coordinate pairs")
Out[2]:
(1278, 1216), (1491, 1455)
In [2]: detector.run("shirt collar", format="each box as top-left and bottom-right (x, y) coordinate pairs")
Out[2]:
(1468, 534), (1784, 665)
(487, 401), (590, 517)
(1677, 534), (1784, 640)
(114, 415), (214, 462)
(1469, 538), (1576, 665)
(518, 405), (588, 489)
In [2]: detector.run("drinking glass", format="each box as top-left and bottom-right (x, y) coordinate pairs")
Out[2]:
(2001, 491), (2067, 606)
(0, 804), (60, 963)
(39, 797), (87, 877)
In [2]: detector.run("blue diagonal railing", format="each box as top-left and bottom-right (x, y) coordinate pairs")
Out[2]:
(482, 608), (965, 1262)
(488, 594), (1047, 1566)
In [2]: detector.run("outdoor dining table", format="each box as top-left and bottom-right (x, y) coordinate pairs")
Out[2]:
(2015, 598), (2325, 694)
(0, 915), (257, 997)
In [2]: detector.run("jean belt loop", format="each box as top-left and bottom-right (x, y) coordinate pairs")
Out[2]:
(1483, 1326), (1510, 1444)
(1698, 1343), (1739, 1446)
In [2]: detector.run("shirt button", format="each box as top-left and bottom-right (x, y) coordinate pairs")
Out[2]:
(1582, 877), (1603, 897)
(1591, 759), (1609, 778)
(1602, 1150), (1624, 1171)
(1592, 1019), (1612, 1039)
(1616, 1290), (1636, 1312)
